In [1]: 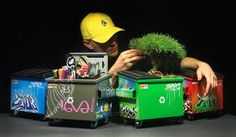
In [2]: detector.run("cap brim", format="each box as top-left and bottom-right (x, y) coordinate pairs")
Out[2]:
(92, 27), (124, 43)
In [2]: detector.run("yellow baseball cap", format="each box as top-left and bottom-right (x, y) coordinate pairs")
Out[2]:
(80, 12), (124, 43)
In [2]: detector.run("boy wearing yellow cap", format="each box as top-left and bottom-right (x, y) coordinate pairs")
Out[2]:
(80, 12), (217, 95)
(80, 12), (144, 87)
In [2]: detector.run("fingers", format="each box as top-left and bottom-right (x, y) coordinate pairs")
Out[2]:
(125, 63), (133, 68)
(212, 73), (218, 88)
(197, 69), (202, 81)
(197, 69), (210, 96)
(196, 63), (218, 96)
(121, 49), (143, 57)
(123, 56), (144, 70)
(211, 73), (217, 89)
(205, 71), (218, 95)
(123, 56), (144, 64)
(122, 49), (143, 55)
(198, 72), (218, 96)
(119, 49), (144, 65)
(204, 76), (211, 96)
(121, 51), (142, 59)
(109, 49), (144, 76)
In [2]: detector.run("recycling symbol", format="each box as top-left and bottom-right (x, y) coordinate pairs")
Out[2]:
(159, 96), (165, 104)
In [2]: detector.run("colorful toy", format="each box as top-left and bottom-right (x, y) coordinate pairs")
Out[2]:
(46, 52), (114, 128)
(67, 52), (108, 78)
(180, 69), (224, 120)
(116, 70), (184, 128)
(10, 68), (53, 120)
(46, 74), (115, 128)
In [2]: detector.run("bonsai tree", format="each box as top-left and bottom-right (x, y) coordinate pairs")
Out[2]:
(129, 33), (187, 77)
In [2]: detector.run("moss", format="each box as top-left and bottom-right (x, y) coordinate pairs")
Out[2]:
(129, 33), (187, 59)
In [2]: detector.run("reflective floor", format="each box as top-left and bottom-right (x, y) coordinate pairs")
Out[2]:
(0, 113), (236, 137)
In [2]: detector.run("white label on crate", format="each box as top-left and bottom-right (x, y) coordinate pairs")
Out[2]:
(48, 83), (57, 88)
(139, 84), (148, 89)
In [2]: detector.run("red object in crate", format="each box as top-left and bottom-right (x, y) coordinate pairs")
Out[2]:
(180, 69), (224, 120)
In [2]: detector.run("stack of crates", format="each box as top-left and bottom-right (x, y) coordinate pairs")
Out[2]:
(116, 70), (185, 128)
(180, 69), (224, 120)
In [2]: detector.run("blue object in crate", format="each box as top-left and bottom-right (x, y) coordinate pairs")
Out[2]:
(10, 68), (53, 115)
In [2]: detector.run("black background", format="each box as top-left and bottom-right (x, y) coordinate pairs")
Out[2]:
(1, 1), (235, 114)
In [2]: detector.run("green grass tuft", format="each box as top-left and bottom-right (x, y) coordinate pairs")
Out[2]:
(129, 33), (187, 59)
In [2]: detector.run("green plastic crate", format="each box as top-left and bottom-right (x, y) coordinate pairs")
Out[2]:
(116, 70), (184, 128)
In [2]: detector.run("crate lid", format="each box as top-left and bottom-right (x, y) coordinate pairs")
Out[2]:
(11, 68), (54, 79)
(47, 74), (111, 84)
(179, 69), (224, 78)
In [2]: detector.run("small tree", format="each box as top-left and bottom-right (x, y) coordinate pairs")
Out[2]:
(129, 33), (187, 77)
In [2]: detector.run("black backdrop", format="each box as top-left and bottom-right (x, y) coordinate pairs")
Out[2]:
(1, 1), (235, 114)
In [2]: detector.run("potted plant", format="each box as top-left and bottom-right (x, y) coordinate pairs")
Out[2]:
(129, 33), (187, 77)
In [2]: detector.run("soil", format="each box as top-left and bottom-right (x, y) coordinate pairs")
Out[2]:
(148, 70), (176, 78)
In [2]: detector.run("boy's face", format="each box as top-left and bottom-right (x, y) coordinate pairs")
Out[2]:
(89, 35), (119, 58)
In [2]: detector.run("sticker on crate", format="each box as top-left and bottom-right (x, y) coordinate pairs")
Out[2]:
(96, 100), (112, 120)
(60, 97), (94, 114)
(118, 77), (135, 90)
(183, 77), (223, 115)
(184, 91), (219, 114)
(116, 77), (136, 98)
(165, 83), (182, 106)
(193, 93), (218, 112)
(119, 101), (137, 119)
(46, 79), (113, 120)
(11, 93), (38, 113)
(46, 82), (75, 117)
(11, 79), (47, 114)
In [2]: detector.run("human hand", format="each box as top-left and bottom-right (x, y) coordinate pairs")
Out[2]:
(108, 49), (144, 86)
(196, 62), (218, 96)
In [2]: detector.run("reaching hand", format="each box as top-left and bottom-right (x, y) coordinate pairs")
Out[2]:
(196, 62), (218, 96)
(108, 49), (144, 86)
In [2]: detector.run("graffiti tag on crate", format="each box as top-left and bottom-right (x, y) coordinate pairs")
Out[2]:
(28, 82), (44, 88)
(11, 92), (38, 113)
(60, 97), (94, 114)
